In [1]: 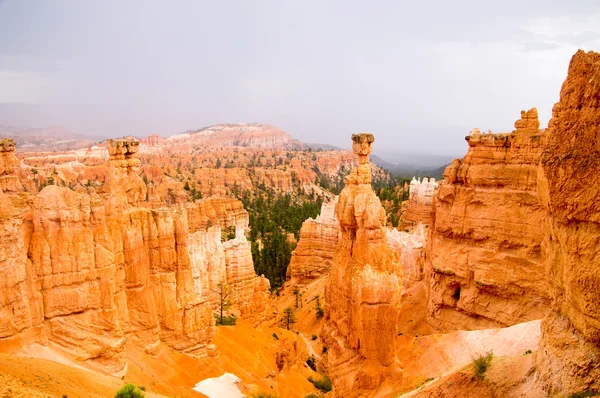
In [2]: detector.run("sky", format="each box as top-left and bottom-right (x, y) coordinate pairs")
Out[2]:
(1, 0), (600, 157)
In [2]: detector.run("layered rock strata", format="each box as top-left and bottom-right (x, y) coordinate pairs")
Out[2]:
(0, 138), (270, 375)
(402, 178), (438, 225)
(286, 199), (339, 285)
(0, 138), (23, 193)
(426, 108), (551, 331)
(323, 133), (402, 397)
(387, 223), (426, 289)
(535, 50), (600, 394)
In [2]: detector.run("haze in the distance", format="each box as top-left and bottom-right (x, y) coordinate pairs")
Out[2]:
(1, 0), (599, 157)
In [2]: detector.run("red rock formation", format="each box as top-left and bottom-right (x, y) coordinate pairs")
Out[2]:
(164, 123), (303, 150)
(426, 109), (550, 331)
(535, 50), (600, 394)
(140, 134), (164, 148)
(387, 223), (426, 289)
(402, 177), (438, 225)
(0, 138), (22, 193)
(323, 133), (402, 397)
(187, 197), (249, 232)
(286, 198), (339, 285)
(0, 138), (271, 375)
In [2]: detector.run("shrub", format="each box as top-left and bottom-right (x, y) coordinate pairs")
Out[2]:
(114, 384), (145, 398)
(304, 394), (323, 398)
(472, 351), (494, 378)
(321, 346), (327, 354)
(308, 375), (332, 393)
(214, 314), (237, 326)
(311, 334), (317, 340)
(306, 355), (317, 371)
(523, 349), (532, 355)
(272, 332), (279, 340)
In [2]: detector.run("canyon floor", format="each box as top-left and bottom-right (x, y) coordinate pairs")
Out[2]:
(0, 275), (545, 397)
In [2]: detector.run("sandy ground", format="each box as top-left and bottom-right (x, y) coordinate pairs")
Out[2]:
(0, 276), (544, 397)
(193, 373), (244, 398)
(0, 354), (166, 398)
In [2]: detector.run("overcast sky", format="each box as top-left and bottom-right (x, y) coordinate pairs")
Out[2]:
(1, 0), (599, 157)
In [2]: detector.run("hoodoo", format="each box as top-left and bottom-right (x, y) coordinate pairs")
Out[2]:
(322, 133), (402, 397)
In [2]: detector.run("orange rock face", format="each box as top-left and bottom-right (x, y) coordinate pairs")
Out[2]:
(535, 50), (600, 394)
(286, 199), (339, 285)
(322, 134), (402, 397)
(426, 109), (550, 331)
(402, 177), (438, 225)
(0, 138), (22, 193)
(0, 139), (272, 375)
(387, 223), (426, 289)
(159, 123), (303, 150)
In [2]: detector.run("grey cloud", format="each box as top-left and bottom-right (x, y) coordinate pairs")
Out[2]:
(519, 41), (562, 52)
(0, 0), (599, 158)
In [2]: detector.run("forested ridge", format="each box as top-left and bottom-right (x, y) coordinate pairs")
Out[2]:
(237, 190), (323, 289)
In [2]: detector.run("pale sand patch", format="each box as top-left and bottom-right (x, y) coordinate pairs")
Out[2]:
(193, 373), (244, 398)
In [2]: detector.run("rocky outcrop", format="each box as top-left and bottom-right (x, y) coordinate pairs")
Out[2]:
(165, 123), (303, 150)
(286, 199), (339, 285)
(387, 223), (426, 289)
(0, 138), (22, 193)
(323, 133), (402, 398)
(140, 134), (164, 147)
(535, 50), (600, 395)
(426, 109), (550, 331)
(402, 178), (438, 226)
(0, 138), (271, 375)
(187, 197), (249, 232)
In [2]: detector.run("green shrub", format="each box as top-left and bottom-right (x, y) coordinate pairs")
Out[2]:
(214, 314), (237, 326)
(306, 355), (317, 371)
(304, 394), (323, 398)
(308, 375), (332, 393)
(114, 384), (145, 398)
(472, 351), (494, 378)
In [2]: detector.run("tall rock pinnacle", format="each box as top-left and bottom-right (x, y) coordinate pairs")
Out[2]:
(323, 133), (402, 397)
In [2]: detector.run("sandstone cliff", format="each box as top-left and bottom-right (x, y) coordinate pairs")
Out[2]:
(535, 50), (600, 395)
(322, 134), (402, 397)
(387, 223), (426, 289)
(425, 109), (550, 331)
(286, 199), (339, 285)
(161, 123), (303, 150)
(0, 138), (23, 193)
(402, 178), (438, 226)
(0, 138), (271, 375)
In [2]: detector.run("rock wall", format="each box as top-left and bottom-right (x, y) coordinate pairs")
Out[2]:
(0, 138), (23, 193)
(402, 177), (438, 226)
(0, 138), (271, 375)
(387, 223), (426, 289)
(163, 123), (303, 150)
(425, 109), (551, 331)
(535, 50), (600, 394)
(286, 198), (339, 285)
(322, 134), (402, 398)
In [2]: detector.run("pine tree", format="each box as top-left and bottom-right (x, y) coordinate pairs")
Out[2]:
(217, 281), (232, 324)
(282, 307), (296, 330)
